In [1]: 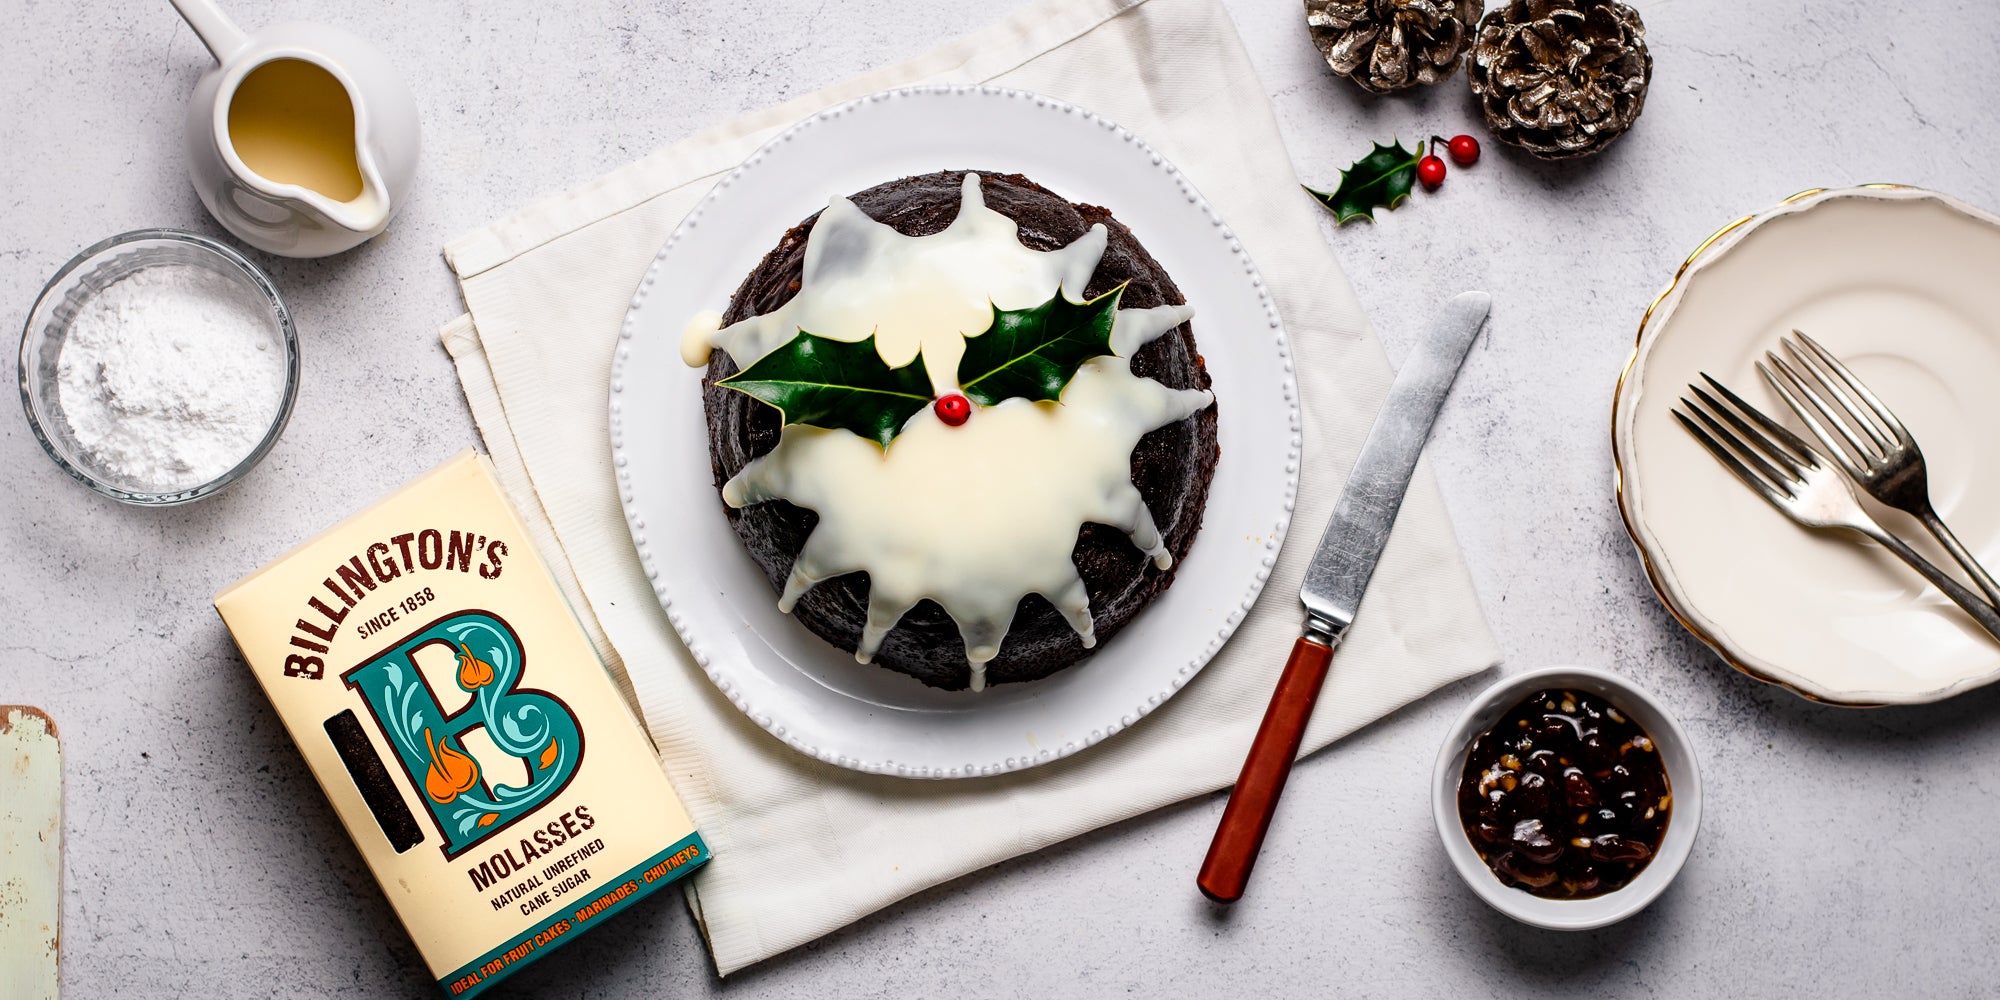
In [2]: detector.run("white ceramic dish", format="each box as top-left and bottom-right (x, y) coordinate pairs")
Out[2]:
(609, 86), (1299, 778)
(1613, 186), (2000, 706)
(1432, 666), (1702, 931)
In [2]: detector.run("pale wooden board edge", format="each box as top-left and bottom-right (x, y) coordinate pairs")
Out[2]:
(1, 705), (62, 1000)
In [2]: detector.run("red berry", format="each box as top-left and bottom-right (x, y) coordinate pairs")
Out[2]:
(935, 394), (971, 426)
(1417, 155), (1446, 189)
(1448, 134), (1481, 166)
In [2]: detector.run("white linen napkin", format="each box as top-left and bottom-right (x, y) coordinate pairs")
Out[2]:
(438, 0), (1499, 974)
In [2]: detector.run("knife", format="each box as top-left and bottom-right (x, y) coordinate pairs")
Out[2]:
(1197, 290), (1490, 903)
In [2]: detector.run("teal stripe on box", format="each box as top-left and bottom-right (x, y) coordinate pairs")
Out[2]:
(438, 832), (709, 998)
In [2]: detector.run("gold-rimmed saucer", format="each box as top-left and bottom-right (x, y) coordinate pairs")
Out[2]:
(1613, 185), (2000, 706)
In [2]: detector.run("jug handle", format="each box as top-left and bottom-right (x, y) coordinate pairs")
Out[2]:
(169, 0), (249, 62)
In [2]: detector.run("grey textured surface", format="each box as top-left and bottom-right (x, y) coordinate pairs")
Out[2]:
(3, 0), (1997, 996)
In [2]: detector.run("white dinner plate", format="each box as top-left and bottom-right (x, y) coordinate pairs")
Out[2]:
(609, 86), (1299, 775)
(1613, 186), (2000, 705)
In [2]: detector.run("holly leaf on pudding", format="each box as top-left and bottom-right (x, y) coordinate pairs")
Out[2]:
(957, 285), (1125, 406)
(718, 332), (933, 448)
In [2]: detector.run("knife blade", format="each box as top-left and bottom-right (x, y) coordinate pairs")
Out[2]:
(1198, 290), (1490, 903)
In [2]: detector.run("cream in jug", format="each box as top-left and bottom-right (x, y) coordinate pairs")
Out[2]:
(172, 0), (420, 258)
(228, 59), (366, 203)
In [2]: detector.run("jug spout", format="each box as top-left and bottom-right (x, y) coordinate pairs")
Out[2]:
(170, 0), (250, 62)
(313, 118), (396, 235)
(317, 177), (393, 235)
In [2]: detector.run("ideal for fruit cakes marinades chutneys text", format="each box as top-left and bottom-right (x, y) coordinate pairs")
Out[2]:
(1456, 688), (1671, 900)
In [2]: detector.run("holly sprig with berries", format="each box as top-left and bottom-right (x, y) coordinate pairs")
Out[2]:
(1305, 133), (1480, 225)
(717, 285), (1126, 447)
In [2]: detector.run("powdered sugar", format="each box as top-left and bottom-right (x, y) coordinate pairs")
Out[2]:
(56, 265), (288, 491)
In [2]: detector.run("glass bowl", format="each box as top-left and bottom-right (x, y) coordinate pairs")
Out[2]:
(18, 229), (299, 505)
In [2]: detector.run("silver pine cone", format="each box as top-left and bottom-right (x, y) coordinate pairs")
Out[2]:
(1306, 0), (1481, 94)
(1467, 0), (1654, 159)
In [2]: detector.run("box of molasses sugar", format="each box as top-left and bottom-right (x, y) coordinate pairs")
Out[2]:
(214, 451), (707, 997)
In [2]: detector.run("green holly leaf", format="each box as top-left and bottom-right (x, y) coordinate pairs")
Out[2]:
(718, 332), (933, 448)
(1305, 139), (1425, 225)
(956, 285), (1125, 406)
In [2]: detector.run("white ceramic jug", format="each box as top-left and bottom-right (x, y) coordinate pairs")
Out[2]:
(171, 0), (420, 258)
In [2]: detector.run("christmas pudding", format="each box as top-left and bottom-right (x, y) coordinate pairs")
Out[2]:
(682, 170), (1219, 691)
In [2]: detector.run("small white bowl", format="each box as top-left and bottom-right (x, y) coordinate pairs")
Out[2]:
(1432, 666), (1702, 930)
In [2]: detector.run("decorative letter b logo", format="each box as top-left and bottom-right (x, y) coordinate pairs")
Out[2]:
(342, 611), (583, 858)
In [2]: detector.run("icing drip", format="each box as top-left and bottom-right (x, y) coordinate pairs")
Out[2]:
(689, 174), (1214, 690)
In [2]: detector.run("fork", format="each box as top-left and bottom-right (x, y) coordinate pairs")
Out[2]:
(1674, 374), (2000, 642)
(1760, 330), (2000, 609)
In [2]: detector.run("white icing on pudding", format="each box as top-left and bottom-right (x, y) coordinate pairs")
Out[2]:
(687, 174), (1213, 690)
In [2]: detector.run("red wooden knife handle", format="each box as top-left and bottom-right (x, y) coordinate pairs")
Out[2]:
(1197, 635), (1336, 903)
